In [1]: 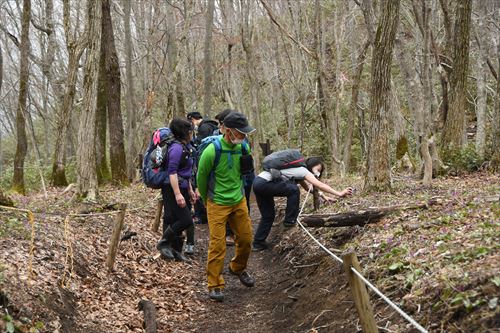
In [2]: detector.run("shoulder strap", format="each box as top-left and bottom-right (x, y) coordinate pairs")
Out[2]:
(212, 138), (223, 167)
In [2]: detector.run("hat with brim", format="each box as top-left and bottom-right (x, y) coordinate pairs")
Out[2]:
(223, 112), (256, 134)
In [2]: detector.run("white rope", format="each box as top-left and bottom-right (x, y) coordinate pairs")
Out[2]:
(350, 268), (428, 333)
(296, 188), (428, 333)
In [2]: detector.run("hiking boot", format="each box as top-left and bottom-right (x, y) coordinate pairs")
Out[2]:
(173, 250), (188, 262)
(157, 237), (175, 260)
(184, 244), (194, 255)
(252, 241), (269, 252)
(208, 288), (224, 302)
(226, 235), (235, 246)
(283, 221), (296, 228)
(157, 243), (175, 260)
(228, 267), (255, 287)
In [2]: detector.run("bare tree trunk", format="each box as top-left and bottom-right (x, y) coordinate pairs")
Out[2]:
(96, 40), (109, 184)
(0, 42), (3, 175)
(441, 0), (472, 154)
(492, 42), (500, 171)
(51, 0), (86, 186)
(315, 0), (340, 174)
(36, 0), (57, 161)
(474, 1), (489, 160)
(103, 0), (128, 184)
(221, 0), (237, 110)
(124, 0), (137, 179)
(241, 0), (263, 167)
(272, 29), (291, 140)
(343, 40), (369, 173)
(364, 0), (400, 192)
(420, 3), (433, 186)
(76, 0), (102, 201)
(12, 0), (31, 195)
(0, 42), (2, 91)
(203, 0), (215, 118)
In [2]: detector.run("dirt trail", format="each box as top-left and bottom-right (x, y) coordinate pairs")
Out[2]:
(178, 202), (356, 333)
(179, 205), (278, 332)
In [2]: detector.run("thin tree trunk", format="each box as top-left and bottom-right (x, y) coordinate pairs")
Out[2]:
(96, 37), (109, 185)
(421, 5), (433, 187)
(491, 42), (500, 171)
(203, 0), (215, 118)
(441, 0), (473, 154)
(474, 2), (489, 160)
(343, 40), (369, 173)
(124, 0), (137, 179)
(364, 0), (400, 192)
(475, 61), (487, 160)
(12, 0), (31, 195)
(241, 0), (263, 167)
(103, 0), (128, 184)
(0, 42), (2, 91)
(76, 0), (102, 201)
(315, 0), (340, 174)
(271, 24), (291, 139)
(51, 0), (86, 186)
(0, 42), (3, 175)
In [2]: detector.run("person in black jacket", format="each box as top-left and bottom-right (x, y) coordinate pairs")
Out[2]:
(187, 111), (219, 146)
(185, 112), (219, 254)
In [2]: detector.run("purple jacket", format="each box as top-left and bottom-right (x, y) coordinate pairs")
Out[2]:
(167, 142), (193, 189)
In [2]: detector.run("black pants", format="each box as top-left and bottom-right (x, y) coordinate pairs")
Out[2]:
(161, 185), (194, 248)
(252, 176), (299, 244)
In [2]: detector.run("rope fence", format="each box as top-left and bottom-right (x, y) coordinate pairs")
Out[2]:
(296, 188), (428, 333)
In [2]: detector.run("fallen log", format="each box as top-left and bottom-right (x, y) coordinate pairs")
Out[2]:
(301, 197), (441, 228)
(138, 299), (157, 333)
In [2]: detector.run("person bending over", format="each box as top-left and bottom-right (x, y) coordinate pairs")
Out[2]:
(252, 156), (352, 251)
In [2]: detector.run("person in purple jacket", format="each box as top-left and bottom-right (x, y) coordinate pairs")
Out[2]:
(157, 118), (198, 261)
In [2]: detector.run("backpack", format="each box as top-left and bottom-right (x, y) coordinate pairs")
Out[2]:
(262, 149), (306, 171)
(195, 119), (219, 145)
(196, 135), (252, 178)
(142, 127), (175, 189)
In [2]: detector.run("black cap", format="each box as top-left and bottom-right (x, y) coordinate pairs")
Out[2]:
(187, 111), (202, 120)
(223, 112), (256, 134)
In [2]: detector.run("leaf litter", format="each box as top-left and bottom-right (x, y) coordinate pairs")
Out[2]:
(0, 171), (498, 332)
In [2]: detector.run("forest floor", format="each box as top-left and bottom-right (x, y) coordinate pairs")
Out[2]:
(0, 171), (498, 333)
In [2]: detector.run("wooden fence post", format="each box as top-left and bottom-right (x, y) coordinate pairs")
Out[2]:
(342, 250), (379, 333)
(151, 199), (163, 232)
(106, 203), (127, 272)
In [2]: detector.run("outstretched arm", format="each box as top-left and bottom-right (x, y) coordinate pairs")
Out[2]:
(304, 173), (353, 197)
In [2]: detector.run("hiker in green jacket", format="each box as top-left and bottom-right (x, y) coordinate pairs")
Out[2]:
(196, 112), (256, 302)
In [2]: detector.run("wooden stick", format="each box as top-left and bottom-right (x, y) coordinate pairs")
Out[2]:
(151, 199), (163, 232)
(106, 203), (127, 272)
(312, 188), (320, 211)
(138, 299), (157, 333)
(342, 251), (379, 333)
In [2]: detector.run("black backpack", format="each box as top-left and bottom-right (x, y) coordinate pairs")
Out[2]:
(195, 119), (219, 145)
(262, 149), (306, 171)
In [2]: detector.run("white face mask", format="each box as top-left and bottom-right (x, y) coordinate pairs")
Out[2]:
(229, 129), (245, 144)
(313, 171), (320, 178)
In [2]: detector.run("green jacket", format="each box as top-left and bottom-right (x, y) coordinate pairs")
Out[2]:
(196, 137), (247, 206)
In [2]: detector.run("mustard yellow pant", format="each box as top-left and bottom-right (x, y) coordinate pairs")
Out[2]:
(206, 198), (253, 290)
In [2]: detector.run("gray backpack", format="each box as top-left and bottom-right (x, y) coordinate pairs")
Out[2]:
(262, 149), (306, 171)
